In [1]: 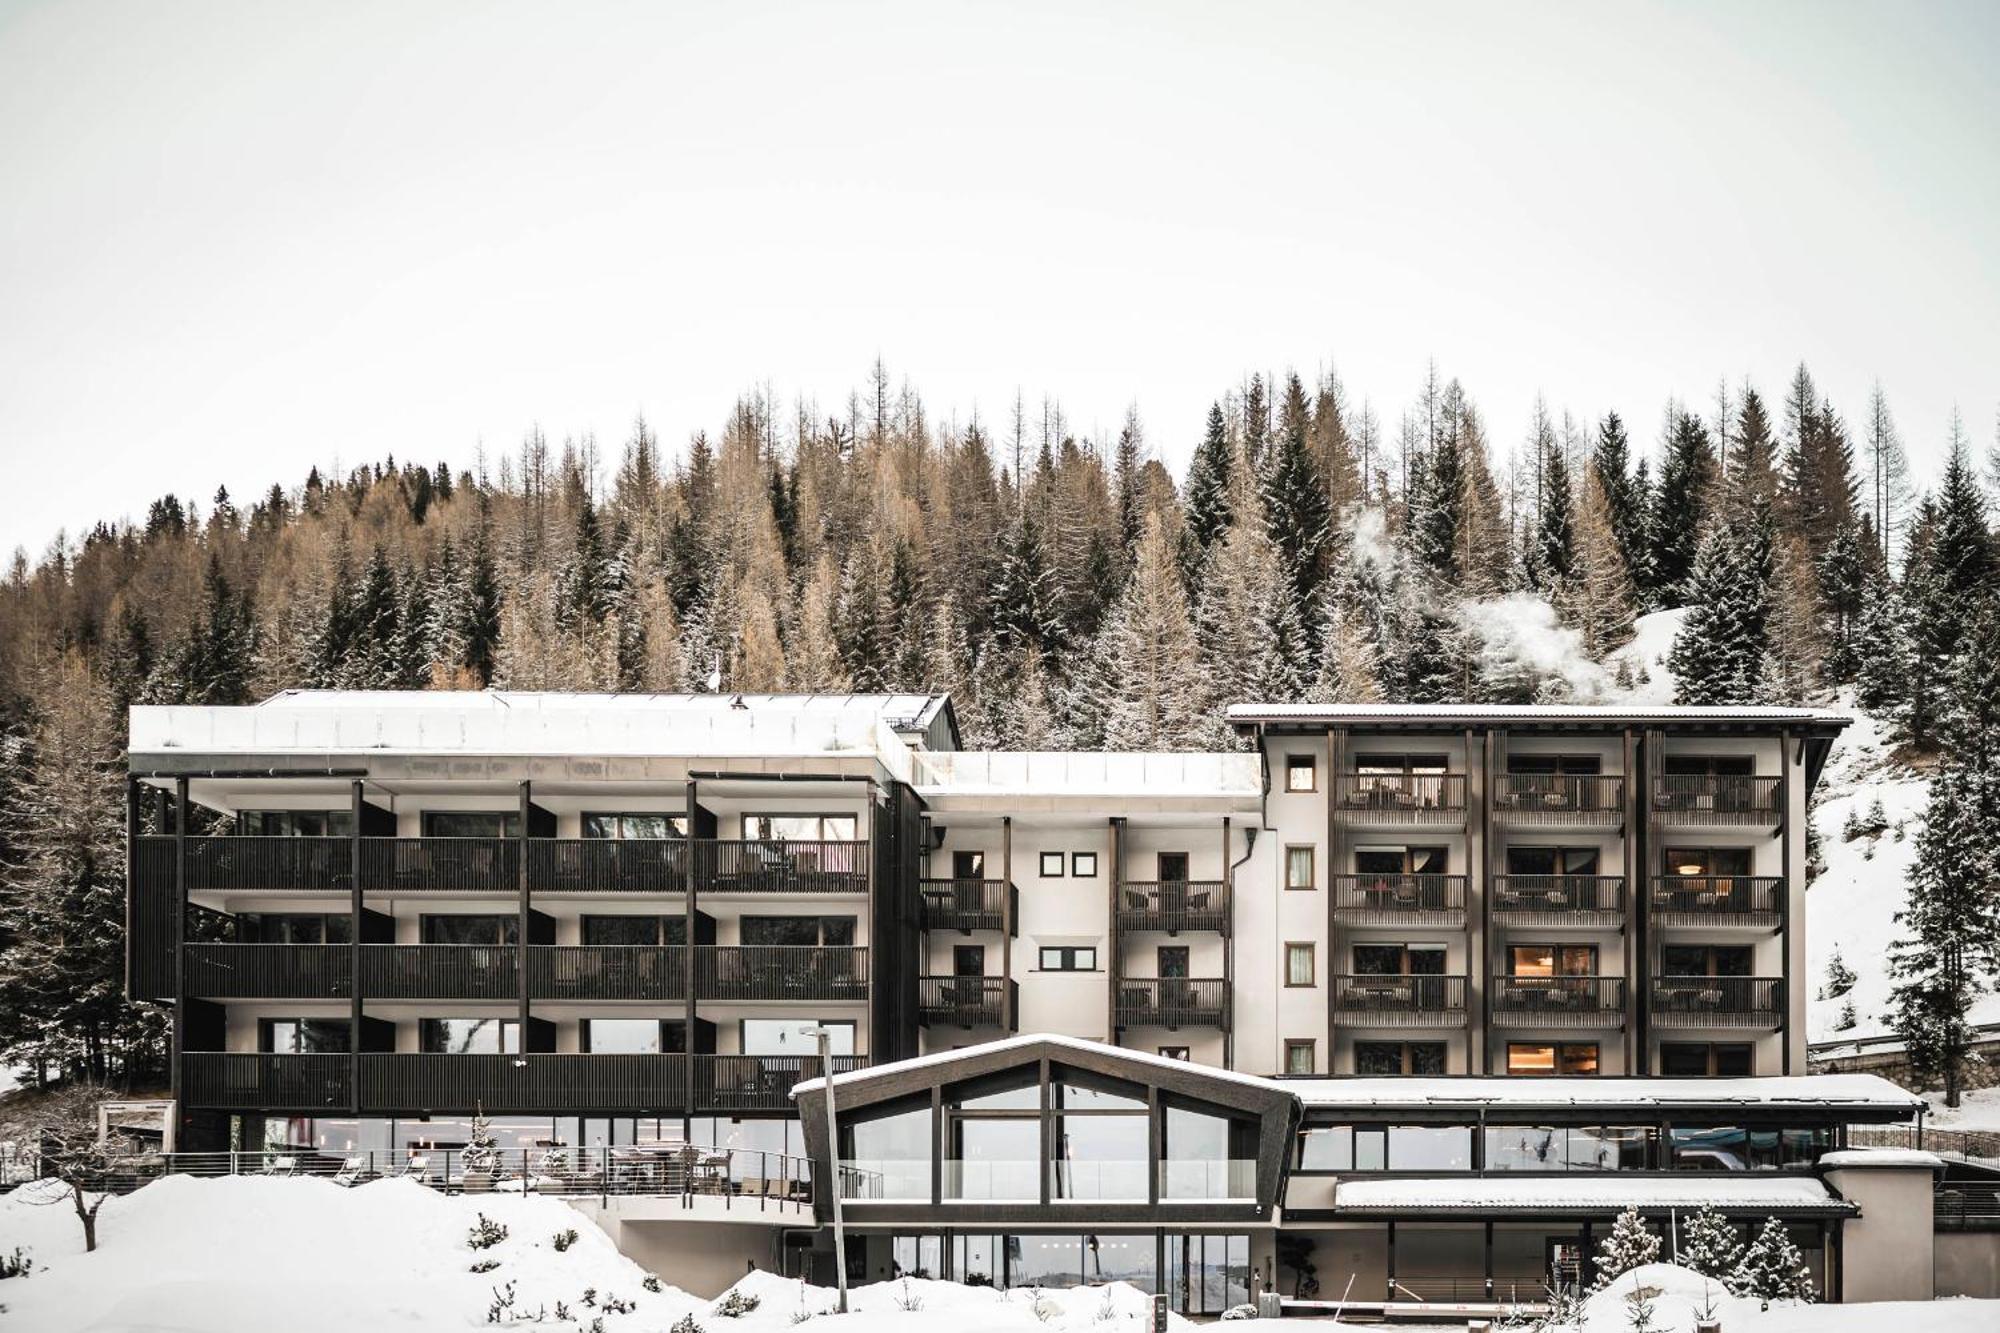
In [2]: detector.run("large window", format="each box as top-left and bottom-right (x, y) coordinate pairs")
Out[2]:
(1508, 944), (1598, 977)
(1352, 943), (1446, 976)
(1167, 1233), (1250, 1314)
(843, 1105), (929, 1200)
(581, 914), (687, 946)
(1507, 754), (1602, 775)
(423, 811), (521, 838)
(1506, 1042), (1600, 1076)
(1051, 1079), (1148, 1201)
(1505, 846), (1601, 875)
(1485, 1125), (1652, 1171)
(1295, 1124), (1470, 1171)
(420, 914), (518, 945)
(237, 912), (352, 944)
(260, 1019), (350, 1053)
(582, 813), (685, 839)
(1661, 1042), (1754, 1077)
(1354, 1041), (1447, 1075)
(741, 1018), (852, 1056)
(1354, 846), (1449, 877)
(419, 1018), (520, 1054)
(237, 810), (353, 836)
(1664, 847), (1753, 877)
(581, 1018), (684, 1054)
(1661, 945), (1754, 977)
(1670, 1125), (1834, 1171)
(740, 915), (855, 947)
(743, 814), (858, 841)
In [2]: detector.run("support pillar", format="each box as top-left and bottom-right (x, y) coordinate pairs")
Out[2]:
(350, 779), (364, 1114)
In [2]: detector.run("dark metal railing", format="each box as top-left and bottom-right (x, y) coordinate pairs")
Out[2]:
(1332, 974), (1469, 1025)
(1332, 774), (1467, 821)
(917, 878), (1013, 932)
(1847, 1124), (2000, 1165)
(1112, 977), (1229, 1029)
(1649, 976), (1784, 1026)
(358, 1053), (686, 1113)
(184, 835), (352, 892)
(1935, 1182), (2000, 1231)
(1331, 874), (1467, 924)
(917, 976), (1016, 1028)
(1492, 874), (1625, 922)
(1493, 775), (1625, 824)
(527, 839), (688, 893)
(689, 1054), (867, 1113)
(1489, 975), (1627, 1025)
(1649, 875), (1783, 925)
(359, 945), (518, 1000)
(183, 943), (350, 999)
(360, 838), (519, 893)
(1388, 1276), (1550, 1306)
(1651, 775), (1782, 823)
(527, 945), (688, 1001)
(695, 840), (868, 895)
(181, 1053), (352, 1111)
(696, 946), (869, 1001)
(1114, 881), (1230, 933)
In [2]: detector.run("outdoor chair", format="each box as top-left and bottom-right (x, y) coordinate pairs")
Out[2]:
(331, 1154), (368, 1186)
(262, 1155), (297, 1176)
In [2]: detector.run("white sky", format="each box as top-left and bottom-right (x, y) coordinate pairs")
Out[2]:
(2, 0), (1996, 561)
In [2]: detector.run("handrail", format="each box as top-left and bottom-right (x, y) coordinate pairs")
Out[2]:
(1331, 874), (1467, 920)
(1114, 880), (1230, 933)
(1331, 774), (1467, 819)
(1488, 975), (1627, 1019)
(1493, 775), (1625, 821)
(1331, 975), (1469, 1023)
(1649, 976), (1784, 1026)
(1111, 977), (1229, 1028)
(1649, 876), (1783, 922)
(1651, 775), (1781, 822)
(1492, 874), (1625, 917)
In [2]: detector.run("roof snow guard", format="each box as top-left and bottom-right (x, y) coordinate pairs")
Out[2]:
(1226, 702), (1852, 730)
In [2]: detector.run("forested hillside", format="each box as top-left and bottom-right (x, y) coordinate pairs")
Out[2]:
(1, 359), (1996, 1094)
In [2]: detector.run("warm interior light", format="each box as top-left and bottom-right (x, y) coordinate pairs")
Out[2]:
(1677, 862), (1704, 876)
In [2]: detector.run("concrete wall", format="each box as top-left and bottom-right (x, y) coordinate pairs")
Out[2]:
(1935, 1231), (2000, 1300)
(1823, 1165), (1935, 1302)
(575, 1208), (787, 1298)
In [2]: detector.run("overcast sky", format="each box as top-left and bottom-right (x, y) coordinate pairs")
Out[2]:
(2, 0), (1996, 561)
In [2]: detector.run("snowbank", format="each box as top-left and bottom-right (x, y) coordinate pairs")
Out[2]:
(1579, 1263), (1994, 1333)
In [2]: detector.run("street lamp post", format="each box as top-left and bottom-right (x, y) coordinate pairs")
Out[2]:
(801, 1025), (849, 1313)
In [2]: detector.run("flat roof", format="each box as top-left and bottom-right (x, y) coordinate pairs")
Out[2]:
(1331, 1175), (1855, 1216)
(1287, 1074), (1921, 1114)
(1227, 702), (1851, 728)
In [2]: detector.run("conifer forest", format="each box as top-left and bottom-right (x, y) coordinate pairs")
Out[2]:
(2, 359), (1997, 1091)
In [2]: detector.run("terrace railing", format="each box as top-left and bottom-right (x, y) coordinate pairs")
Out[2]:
(526, 838), (689, 893)
(180, 1052), (351, 1111)
(526, 944), (688, 1001)
(183, 835), (352, 892)
(1649, 976), (1784, 1027)
(1114, 881), (1230, 934)
(182, 942), (350, 999)
(1112, 977), (1229, 1029)
(1488, 975), (1627, 1026)
(1491, 874), (1625, 925)
(1331, 774), (1467, 823)
(1649, 875), (1783, 927)
(917, 878), (1014, 933)
(1331, 974), (1469, 1026)
(359, 838), (518, 893)
(1331, 874), (1467, 926)
(693, 840), (868, 895)
(696, 946), (869, 1002)
(1492, 775), (1625, 826)
(916, 976), (1016, 1028)
(359, 944), (518, 1000)
(1651, 775), (1782, 825)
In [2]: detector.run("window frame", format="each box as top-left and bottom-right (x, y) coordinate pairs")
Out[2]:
(1038, 945), (1097, 972)
(581, 812), (687, 840)
(1039, 852), (1066, 878)
(1284, 844), (1316, 891)
(1505, 1041), (1601, 1076)
(741, 812), (860, 842)
(1285, 754), (1317, 793)
(1284, 941), (1317, 987)
(1070, 851), (1098, 878)
(1283, 1039), (1316, 1075)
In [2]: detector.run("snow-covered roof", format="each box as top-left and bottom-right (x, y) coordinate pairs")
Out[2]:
(1227, 702), (1851, 727)
(792, 1032), (1285, 1099)
(1287, 1074), (1922, 1113)
(1332, 1175), (1855, 1215)
(911, 750), (1261, 802)
(1817, 1148), (1945, 1170)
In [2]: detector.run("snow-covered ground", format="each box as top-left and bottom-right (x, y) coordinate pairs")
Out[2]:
(1576, 1264), (1995, 1333)
(1921, 1084), (2000, 1133)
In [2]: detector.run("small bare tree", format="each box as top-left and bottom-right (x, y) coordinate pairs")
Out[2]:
(0, 1082), (133, 1252)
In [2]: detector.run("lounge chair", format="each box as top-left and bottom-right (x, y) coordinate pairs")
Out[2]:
(331, 1154), (368, 1186)
(262, 1155), (297, 1177)
(396, 1153), (432, 1184)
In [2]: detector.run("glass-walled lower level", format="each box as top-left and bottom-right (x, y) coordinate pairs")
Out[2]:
(874, 1231), (1251, 1315)
(250, 1113), (808, 1162)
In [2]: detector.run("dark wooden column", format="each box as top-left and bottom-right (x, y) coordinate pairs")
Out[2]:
(516, 780), (532, 1050)
(1780, 728), (1796, 1074)
(1108, 816), (1124, 1045)
(350, 779), (365, 1114)
(684, 777), (699, 1096)
(1637, 727), (1662, 1073)
(1325, 725), (1345, 1072)
(1221, 815), (1233, 1069)
(1622, 726), (1640, 1072)
(171, 775), (188, 1107)
(1001, 816), (1013, 1025)
(123, 776), (139, 996)
(1472, 726), (1490, 1076)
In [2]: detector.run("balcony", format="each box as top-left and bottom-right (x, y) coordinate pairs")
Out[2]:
(695, 946), (869, 1002)
(688, 1054), (867, 1114)
(917, 878), (1015, 933)
(527, 839), (688, 893)
(359, 838), (519, 893)
(1488, 975), (1627, 1028)
(1332, 775), (1467, 826)
(183, 943), (350, 999)
(694, 840), (868, 896)
(1332, 974), (1469, 1026)
(1649, 876), (1783, 929)
(1490, 874), (1625, 928)
(1113, 978), (1229, 1029)
(181, 1052), (351, 1112)
(1651, 776), (1781, 827)
(1331, 874), (1467, 927)
(1115, 880), (1230, 934)
(181, 835), (353, 892)
(917, 976), (1017, 1029)
(527, 945), (687, 1001)
(1649, 976), (1784, 1028)
(359, 945), (518, 1001)
(1493, 775), (1625, 828)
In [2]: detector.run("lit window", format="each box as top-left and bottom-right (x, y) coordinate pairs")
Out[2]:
(1507, 1042), (1599, 1076)
(1285, 943), (1316, 987)
(1286, 754), (1317, 792)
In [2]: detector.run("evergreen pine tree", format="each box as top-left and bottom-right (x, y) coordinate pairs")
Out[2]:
(1592, 412), (1648, 596)
(1590, 1207), (1661, 1291)
(352, 546), (401, 687)
(1559, 468), (1635, 657)
(1530, 426), (1576, 594)
(1303, 592), (1385, 704)
(1731, 1218), (1815, 1305)
(1853, 572), (1911, 716)
(1094, 516), (1205, 750)
(1179, 401), (1233, 589)
(1260, 374), (1335, 640)
(460, 517), (503, 687)
(1674, 1204), (1745, 1284)
(1648, 411), (1717, 601)
(988, 515), (1067, 660)
(1668, 509), (1771, 706)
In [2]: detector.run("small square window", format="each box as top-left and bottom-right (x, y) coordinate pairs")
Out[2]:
(1285, 845), (1315, 891)
(1283, 1040), (1316, 1075)
(1039, 946), (1097, 971)
(1285, 942), (1316, 987)
(1286, 754), (1317, 792)
(1039, 852), (1065, 878)
(1158, 1045), (1191, 1061)
(1071, 851), (1098, 877)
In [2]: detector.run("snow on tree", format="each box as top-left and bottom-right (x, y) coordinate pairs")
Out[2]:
(1668, 504), (1773, 706)
(0, 1080), (136, 1252)
(1730, 1218), (1815, 1306)
(1647, 410), (1717, 601)
(1589, 1207), (1660, 1291)
(463, 1103), (501, 1177)
(1260, 373), (1334, 635)
(1178, 401), (1235, 586)
(1091, 515), (1206, 751)
(1819, 950), (1856, 999)
(1591, 411), (1649, 600)
(1559, 467), (1635, 658)
(1304, 592), (1384, 704)
(1673, 1204), (1744, 1285)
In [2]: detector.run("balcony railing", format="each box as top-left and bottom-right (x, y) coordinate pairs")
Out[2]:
(917, 976), (1016, 1028)
(688, 1054), (866, 1113)
(1115, 881), (1230, 934)
(694, 840), (868, 895)
(1936, 1182), (2000, 1232)
(359, 945), (518, 1000)
(360, 838), (519, 893)
(1649, 976), (1784, 1027)
(1158, 1158), (1259, 1201)
(1493, 775), (1625, 826)
(183, 943), (350, 999)
(1491, 874), (1626, 925)
(1331, 874), (1467, 926)
(696, 946), (869, 1001)
(527, 839), (688, 893)
(1113, 978), (1229, 1029)
(527, 945), (687, 1001)
(1332, 774), (1467, 824)
(1489, 975), (1627, 1027)
(181, 1052), (352, 1111)
(1332, 974), (1469, 1026)
(1651, 775), (1782, 825)
(181, 835), (352, 892)
(1649, 876), (1783, 927)
(917, 878), (1014, 933)
(179, 1052), (867, 1115)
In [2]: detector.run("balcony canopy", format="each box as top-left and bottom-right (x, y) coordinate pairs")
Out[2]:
(1332, 1174), (1857, 1218)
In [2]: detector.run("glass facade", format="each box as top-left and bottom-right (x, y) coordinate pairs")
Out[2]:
(894, 1232), (1241, 1312)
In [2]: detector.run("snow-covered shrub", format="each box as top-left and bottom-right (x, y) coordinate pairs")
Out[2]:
(1621, 1275), (1660, 1332)
(671, 1315), (704, 1333)
(1672, 1205), (1743, 1284)
(1590, 1208), (1660, 1291)
(1219, 1303), (1257, 1319)
(552, 1228), (579, 1252)
(601, 1294), (633, 1315)
(642, 1275), (662, 1293)
(1731, 1218), (1815, 1306)
(485, 1281), (518, 1324)
(463, 1105), (502, 1178)
(467, 1212), (509, 1250)
(712, 1289), (760, 1318)
(469, 1258), (501, 1274)
(1819, 949), (1857, 999)
(1094, 1287), (1116, 1322)
(0, 1248), (31, 1280)
(894, 1278), (923, 1312)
